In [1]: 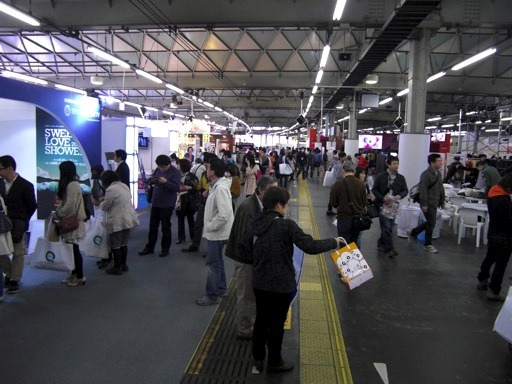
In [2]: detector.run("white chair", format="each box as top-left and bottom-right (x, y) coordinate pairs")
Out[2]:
(457, 208), (487, 247)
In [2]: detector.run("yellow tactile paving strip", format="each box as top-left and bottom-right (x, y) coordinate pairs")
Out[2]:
(298, 179), (353, 384)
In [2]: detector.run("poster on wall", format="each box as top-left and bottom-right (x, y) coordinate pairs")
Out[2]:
(36, 108), (91, 219)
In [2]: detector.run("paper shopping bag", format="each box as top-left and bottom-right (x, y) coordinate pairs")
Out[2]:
(31, 237), (75, 272)
(331, 239), (373, 290)
(493, 287), (512, 343)
(291, 246), (305, 302)
(323, 169), (335, 187)
(79, 217), (109, 259)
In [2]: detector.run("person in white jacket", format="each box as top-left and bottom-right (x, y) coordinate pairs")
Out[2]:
(196, 157), (234, 306)
(100, 170), (140, 275)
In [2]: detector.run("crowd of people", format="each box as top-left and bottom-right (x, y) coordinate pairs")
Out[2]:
(1, 144), (511, 373)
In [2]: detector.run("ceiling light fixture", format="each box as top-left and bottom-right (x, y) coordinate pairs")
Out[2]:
(165, 83), (185, 95)
(2, 70), (47, 85)
(379, 97), (393, 105)
(365, 74), (378, 85)
(451, 47), (497, 71)
(0, 1), (40, 26)
(54, 84), (87, 95)
(312, 85), (318, 94)
(135, 69), (162, 84)
(315, 70), (324, 84)
(88, 46), (130, 69)
(90, 76), (104, 85)
(319, 45), (331, 68)
(397, 88), (409, 97)
(427, 117), (442, 121)
(124, 101), (142, 108)
(427, 71), (446, 83)
(333, 0), (347, 20)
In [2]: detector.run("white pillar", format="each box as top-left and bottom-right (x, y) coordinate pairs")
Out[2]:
(398, 133), (431, 189)
(345, 139), (359, 158)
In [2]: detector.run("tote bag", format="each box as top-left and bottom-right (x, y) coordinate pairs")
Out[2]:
(79, 215), (109, 259)
(278, 156), (293, 175)
(31, 237), (75, 272)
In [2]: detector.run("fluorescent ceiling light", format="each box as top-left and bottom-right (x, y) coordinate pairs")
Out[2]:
(441, 124), (454, 128)
(333, 0), (347, 20)
(88, 46), (130, 69)
(466, 111), (477, 115)
(397, 88), (409, 97)
(165, 83), (185, 94)
(214, 107), (223, 112)
(145, 106), (158, 111)
(124, 101), (142, 108)
(486, 129), (500, 132)
(500, 117), (512, 121)
(365, 74), (378, 85)
(135, 69), (162, 84)
(451, 47), (497, 71)
(309, 95), (314, 103)
(315, 69), (324, 84)
(425, 126), (437, 129)
(379, 97), (393, 105)
(162, 110), (174, 115)
(427, 71), (446, 83)
(312, 85), (318, 94)
(359, 108), (368, 114)
(54, 84), (87, 95)
(427, 117), (442, 122)
(0, 1), (40, 26)
(203, 101), (214, 108)
(2, 70), (47, 85)
(319, 45), (331, 68)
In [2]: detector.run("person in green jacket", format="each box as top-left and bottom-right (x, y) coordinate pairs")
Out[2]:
(477, 159), (501, 194)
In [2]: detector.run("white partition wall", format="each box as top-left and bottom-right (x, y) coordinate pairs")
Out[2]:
(398, 133), (431, 190)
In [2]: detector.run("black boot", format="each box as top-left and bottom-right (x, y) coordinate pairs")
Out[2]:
(120, 245), (129, 272)
(106, 248), (123, 275)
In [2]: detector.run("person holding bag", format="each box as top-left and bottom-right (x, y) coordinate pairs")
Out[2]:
(329, 160), (367, 248)
(55, 161), (87, 287)
(0, 194), (14, 301)
(99, 170), (140, 275)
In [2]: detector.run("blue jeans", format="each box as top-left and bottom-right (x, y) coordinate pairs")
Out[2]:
(378, 215), (395, 252)
(337, 218), (361, 248)
(205, 240), (227, 300)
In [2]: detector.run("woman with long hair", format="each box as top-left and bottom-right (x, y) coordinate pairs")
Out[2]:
(55, 161), (87, 287)
(244, 152), (260, 198)
(225, 162), (241, 212)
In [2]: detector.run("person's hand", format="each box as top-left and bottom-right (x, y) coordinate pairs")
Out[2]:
(335, 237), (345, 248)
(203, 189), (209, 198)
(383, 197), (390, 203)
(395, 195), (401, 200)
(421, 206), (427, 213)
(158, 177), (167, 184)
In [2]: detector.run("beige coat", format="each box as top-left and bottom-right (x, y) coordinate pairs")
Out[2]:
(54, 181), (87, 243)
(100, 181), (139, 234)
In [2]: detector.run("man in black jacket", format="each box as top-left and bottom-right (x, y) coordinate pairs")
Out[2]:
(114, 149), (130, 190)
(371, 156), (408, 257)
(0, 155), (37, 293)
(225, 175), (277, 340)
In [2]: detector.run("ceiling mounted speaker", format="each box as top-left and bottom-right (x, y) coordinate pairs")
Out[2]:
(338, 53), (352, 61)
(393, 117), (404, 129)
(296, 114), (307, 125)
(90, 76), (104, 85)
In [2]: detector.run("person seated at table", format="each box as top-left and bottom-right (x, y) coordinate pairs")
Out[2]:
(476, 173), (512, 301)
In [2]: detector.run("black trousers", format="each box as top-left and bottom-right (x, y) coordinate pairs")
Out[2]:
(478, 242), (512, 294)
(411, 206), (437, 246)
(146, 206), (174, 252)
(71, 243), (83, 278)
(176, 208), (195, 242)
(191, 202), (205, 248)
(252, 288), (293, 365)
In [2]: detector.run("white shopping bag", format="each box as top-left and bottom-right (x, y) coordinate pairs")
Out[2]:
(331, 238), (373, 290)
(493, 287), (512, 343)
(79, 217), (109, 259)
(323, 169), (335, 187)
(292, 246), (304, 302)
(31, 237), (75, 272)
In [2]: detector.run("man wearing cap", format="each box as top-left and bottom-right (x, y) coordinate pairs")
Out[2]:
(443, 155), (464, 188)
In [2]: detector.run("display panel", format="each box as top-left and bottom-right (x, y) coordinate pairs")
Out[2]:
(138, 135), (149, 148)
(358, 134), (383, 149)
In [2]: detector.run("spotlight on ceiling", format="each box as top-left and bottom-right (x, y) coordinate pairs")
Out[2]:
(365, 74), (379, 85)
(90, 76), (104, 85)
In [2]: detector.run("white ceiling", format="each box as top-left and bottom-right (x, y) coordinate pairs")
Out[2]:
(0, 0), (511, 133)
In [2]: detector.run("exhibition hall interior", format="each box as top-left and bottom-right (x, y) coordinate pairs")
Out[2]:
(1, 0), (512, 383)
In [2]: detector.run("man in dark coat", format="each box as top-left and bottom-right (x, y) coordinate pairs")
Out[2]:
(225, 175), (277, 340)
(477, 173), (512, 301)
(372, 155), (408, 257)
(0, 155), (37, 293)
(114, 149), (130, 190)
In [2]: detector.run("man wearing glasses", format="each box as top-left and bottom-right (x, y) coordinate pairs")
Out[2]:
(0, 155), (37, 294)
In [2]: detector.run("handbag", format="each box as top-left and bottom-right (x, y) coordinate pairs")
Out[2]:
(331, 237), (373, 290)
(57, 215), (80, 234)
(323, 169), (335, 188)
(31, 236), (75, 272)
(278, 156), (293, 175)
(79, 214), (109, 259)
(342, 179), (372, 231)
(367, 202), (380, 218)
(0, 203), (12, 235)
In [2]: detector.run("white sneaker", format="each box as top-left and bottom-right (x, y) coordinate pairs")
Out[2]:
(423, 245), (438, 253)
